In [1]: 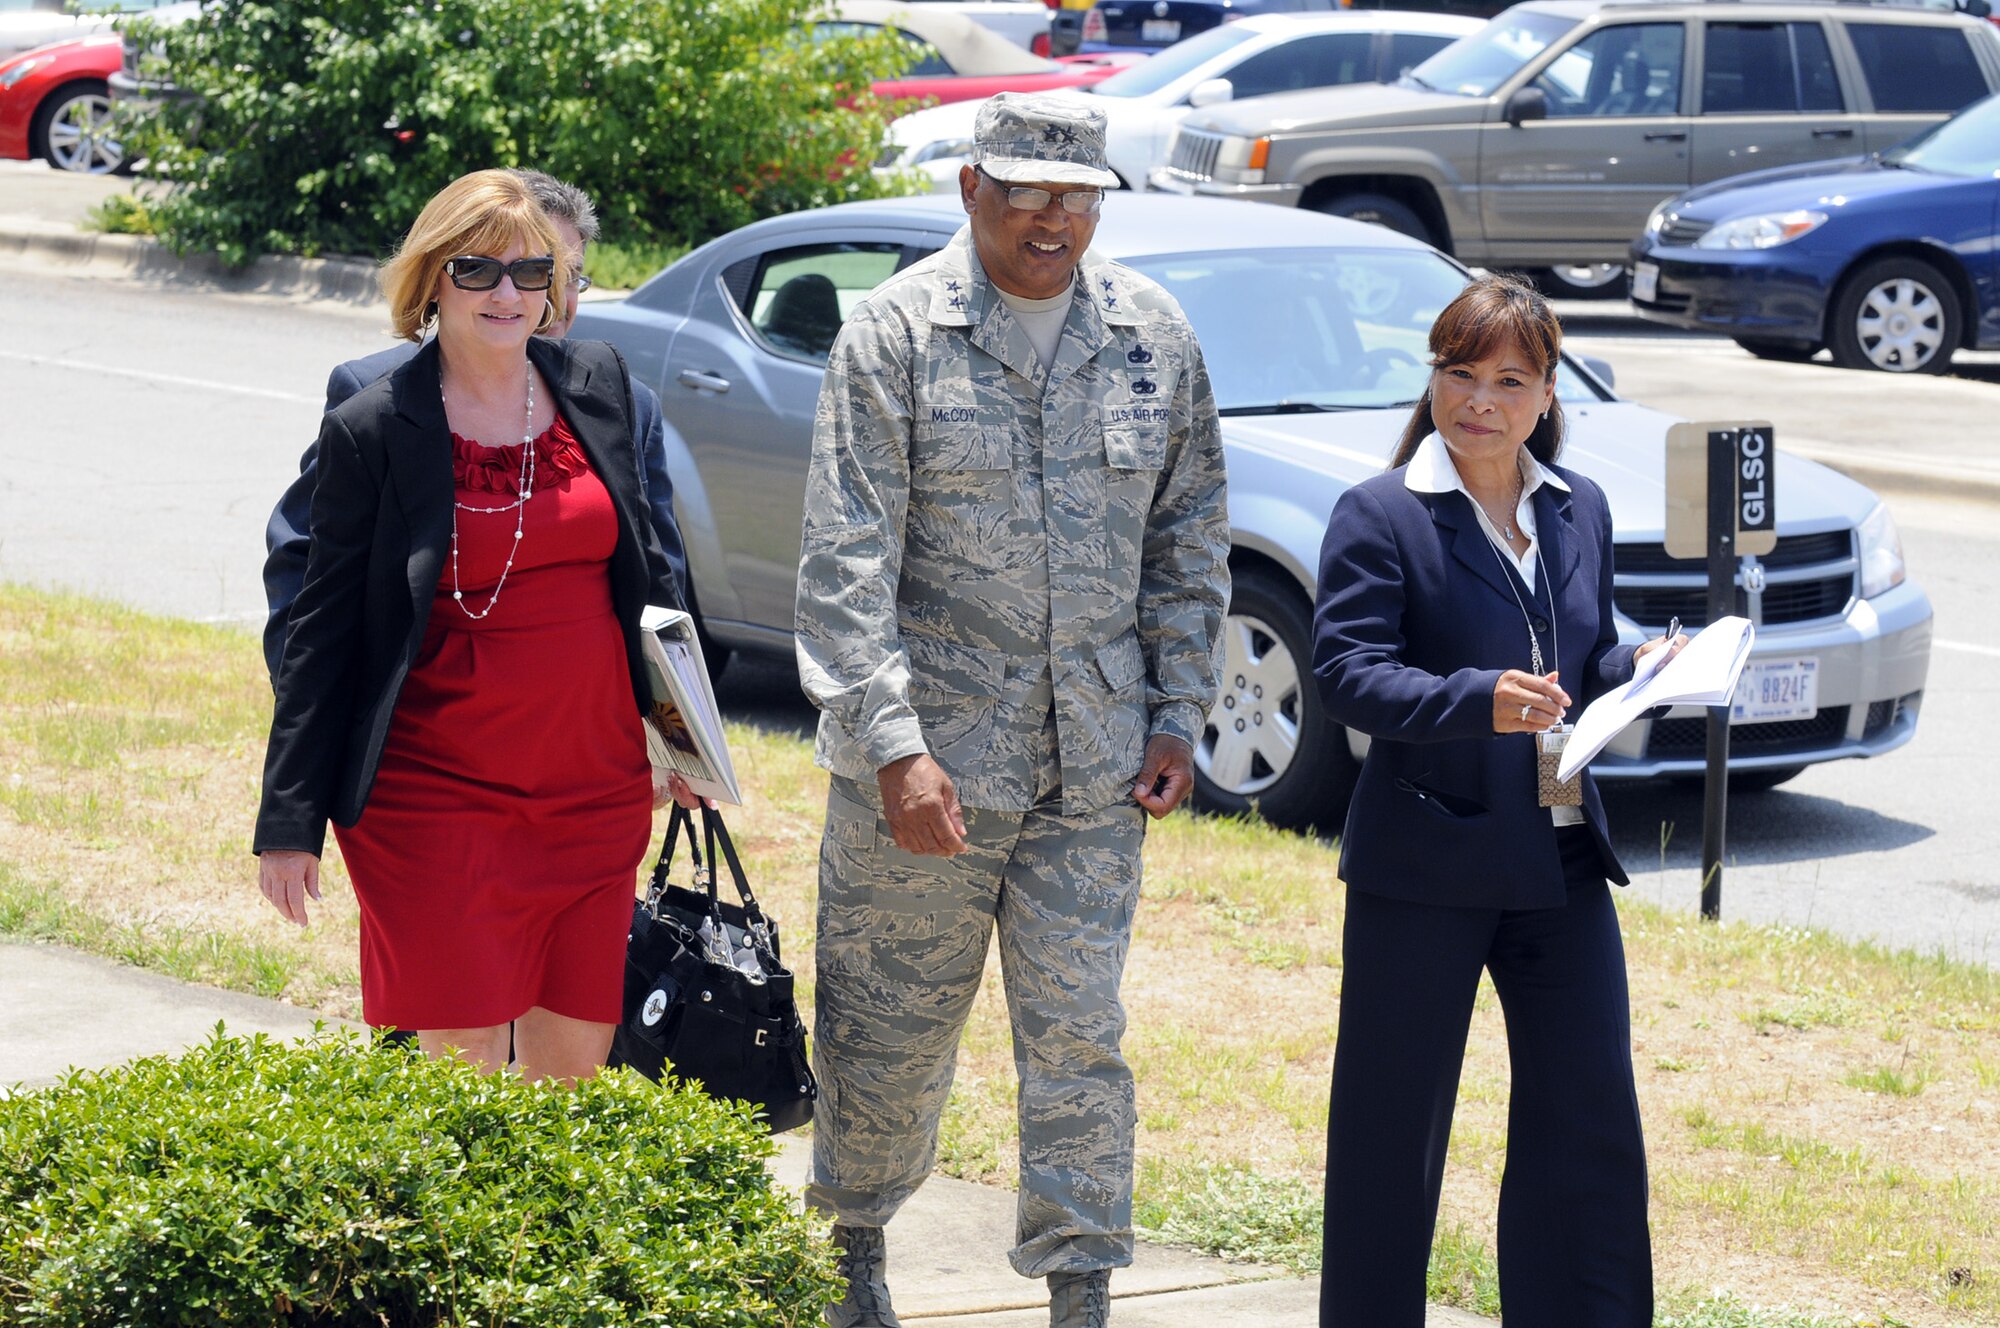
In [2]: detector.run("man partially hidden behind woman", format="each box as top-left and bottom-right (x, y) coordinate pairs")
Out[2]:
(1312, 274), (1684, 1327)
(253, 170), (689, 1085)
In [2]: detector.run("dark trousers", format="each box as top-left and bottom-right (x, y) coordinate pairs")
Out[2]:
(1320, 829), (1652, 1328)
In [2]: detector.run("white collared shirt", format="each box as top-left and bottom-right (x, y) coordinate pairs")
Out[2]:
(1403, 432), (1583, 826)
(1402, 431), (1570, 587)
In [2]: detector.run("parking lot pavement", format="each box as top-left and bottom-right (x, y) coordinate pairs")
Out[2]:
(1560, 303), (2000, 505)
(0, 157), (133, 229)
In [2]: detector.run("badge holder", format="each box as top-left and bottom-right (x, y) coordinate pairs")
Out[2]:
(1537, 724), (1582, 807)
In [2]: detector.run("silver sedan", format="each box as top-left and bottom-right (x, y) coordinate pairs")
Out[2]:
(573, 194), (1931, 830)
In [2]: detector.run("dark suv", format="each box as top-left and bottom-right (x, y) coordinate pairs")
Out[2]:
(1149, 0), (2000, 295)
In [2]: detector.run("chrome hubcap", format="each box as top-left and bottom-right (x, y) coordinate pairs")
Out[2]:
(1855, 277), (1943, 371)
(1196, 612), (1301, 797)
(48, 93), (122, 174)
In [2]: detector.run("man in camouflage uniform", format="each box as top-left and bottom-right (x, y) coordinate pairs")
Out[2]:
(794, 93), (1229, 1328)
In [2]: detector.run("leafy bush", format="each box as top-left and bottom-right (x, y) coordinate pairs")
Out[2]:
(0, 1031), (838, 1326)
(122, 0), (918, 267)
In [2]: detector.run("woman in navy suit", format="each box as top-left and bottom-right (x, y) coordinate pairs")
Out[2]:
(1310, 276), (1682, 1327)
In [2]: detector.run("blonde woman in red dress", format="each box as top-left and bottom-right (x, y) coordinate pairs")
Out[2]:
(254, 169), (686, 1085)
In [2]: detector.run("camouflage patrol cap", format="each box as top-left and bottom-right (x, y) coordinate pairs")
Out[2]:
(972, 92), (1119, 188)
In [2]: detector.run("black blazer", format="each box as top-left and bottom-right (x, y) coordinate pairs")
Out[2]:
(253, 336), (677, 857)
(1311, 461), (1637, 910)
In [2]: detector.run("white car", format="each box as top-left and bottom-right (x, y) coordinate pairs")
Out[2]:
(882, 10), (1482, 190)
(0, 0), (189, 63)
(901, 0), (1056, 51)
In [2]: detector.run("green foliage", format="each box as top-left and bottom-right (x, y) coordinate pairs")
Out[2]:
(1425, 1222), (1503, 1317)
(84, 191), (156, 236)
(120, 0), (920, 267)
(584, 236), (691, 293)
(0, 1031), (838, 1326)
(1135, 1164), (1324, 1272)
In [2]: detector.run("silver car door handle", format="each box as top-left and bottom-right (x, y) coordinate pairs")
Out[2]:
(1811, 127), (1855, 139)
(677, 369), (732, 393)
(1643, 130), (1687, 142)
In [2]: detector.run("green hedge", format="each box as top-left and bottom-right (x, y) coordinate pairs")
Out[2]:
(0, 1031), (838, 1326)
(123, 0), (919, 267)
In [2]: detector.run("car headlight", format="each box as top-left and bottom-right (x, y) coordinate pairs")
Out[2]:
(0, 56), (50, 89)
(1643, 197), (1675, 236)
(1857, 502), (1906, 599)
(908, 137), (974, 166)
(1693, 209), (1828, 250)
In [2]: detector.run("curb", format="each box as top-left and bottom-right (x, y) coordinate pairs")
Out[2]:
(1780, 437), (2000, 508)
(0, 217), (381, 308)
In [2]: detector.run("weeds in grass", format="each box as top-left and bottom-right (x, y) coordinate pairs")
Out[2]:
(1425, 1222), (1503, 1316)
(1843, 1063), (1930, 1097)
(1134, 1162), (1324, 1273)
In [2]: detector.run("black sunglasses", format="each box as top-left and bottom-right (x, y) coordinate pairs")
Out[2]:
(443, 255), (556, 292)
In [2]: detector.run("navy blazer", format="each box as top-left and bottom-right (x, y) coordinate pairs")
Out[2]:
(1311, 460), (1636, 910)
(260, 339), (688, 681)
(253, 336), (678, 858)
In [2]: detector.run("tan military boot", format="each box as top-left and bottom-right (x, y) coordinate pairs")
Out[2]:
(1047, 1268), (1111, 1327)
(826, 1224), (902, 1328)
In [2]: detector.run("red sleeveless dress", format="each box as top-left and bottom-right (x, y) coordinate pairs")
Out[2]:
(332, 415), (651, 1031)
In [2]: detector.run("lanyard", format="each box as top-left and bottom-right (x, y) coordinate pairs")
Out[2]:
(1484, 515), (1559, 680)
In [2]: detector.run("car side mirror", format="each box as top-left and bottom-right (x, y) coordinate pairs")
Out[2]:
(1504, 86), (1548, 126)
(1959, 0), (1991, 17)
(1579, 355), (1617, 391)
(1187, 77), (1234, 109)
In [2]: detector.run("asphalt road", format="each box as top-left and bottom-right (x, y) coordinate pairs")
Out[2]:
(2, 263), (1997, 961)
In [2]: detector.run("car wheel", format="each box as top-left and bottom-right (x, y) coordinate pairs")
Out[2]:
(1532, 264), (1627, 301)
(1729, 765), (1805, 793)
(1193, 568), (1358, 831)
(32, 81), (127, 176)
(1312, 192), (1435, 247)
(1827, 257), (1961, 375)
(1734, 337), (1821, 363)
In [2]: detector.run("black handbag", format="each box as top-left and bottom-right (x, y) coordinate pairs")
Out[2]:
(609, 805), (817, 1133)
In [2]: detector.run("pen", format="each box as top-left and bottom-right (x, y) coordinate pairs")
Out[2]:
(1664, 615), (1680, 645)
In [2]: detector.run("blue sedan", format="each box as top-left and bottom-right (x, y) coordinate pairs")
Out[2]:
(1629, 91), (2000, 375)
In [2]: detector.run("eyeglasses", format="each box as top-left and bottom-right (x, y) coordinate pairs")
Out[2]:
(572, 273), (594, 294)
(977, 167), (1103, 216)
(443, 255), (557, 292)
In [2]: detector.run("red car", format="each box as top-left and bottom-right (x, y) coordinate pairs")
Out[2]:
(832, 1), (1142, 110)
(0, 33), (128, 174)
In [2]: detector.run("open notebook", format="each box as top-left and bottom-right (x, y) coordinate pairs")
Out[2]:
(1558, 616), (1755, 783)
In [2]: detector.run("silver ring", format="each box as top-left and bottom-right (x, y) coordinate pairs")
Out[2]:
(1520, 703), (1532, 721)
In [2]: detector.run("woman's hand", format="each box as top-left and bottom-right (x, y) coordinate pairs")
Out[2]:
(652, 769), (710, 811)
(258, 850), (321, 927)
(1494, 669), (1571, 734)
(1633, 629), (1689, 674)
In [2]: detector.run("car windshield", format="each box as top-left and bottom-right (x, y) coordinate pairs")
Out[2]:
(1124, 247), (1603, 413)
(1403, 10), (1577, 97)
(1085, 24), (1260, 98)
(1881, 92), (2000, 177)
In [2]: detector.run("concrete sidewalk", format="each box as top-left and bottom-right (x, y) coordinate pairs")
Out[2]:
(1, 940), (1488, 1326)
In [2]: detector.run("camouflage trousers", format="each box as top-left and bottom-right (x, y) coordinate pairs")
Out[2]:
(805, 723), (1147, 1277)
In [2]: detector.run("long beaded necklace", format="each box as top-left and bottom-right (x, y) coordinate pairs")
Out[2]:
(446, 363), (537, 621)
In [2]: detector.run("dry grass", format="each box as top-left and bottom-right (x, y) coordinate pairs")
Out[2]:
(4, 583), (1997, 1325)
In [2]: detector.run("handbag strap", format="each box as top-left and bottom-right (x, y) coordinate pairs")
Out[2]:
(644, 804), (703, 911)
(702, 806), (770, 932)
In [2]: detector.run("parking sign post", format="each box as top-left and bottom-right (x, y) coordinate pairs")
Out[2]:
(1666, 423), (1777, 922)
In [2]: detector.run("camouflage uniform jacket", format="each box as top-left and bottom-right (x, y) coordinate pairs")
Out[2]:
(795, 226), (1229, 815)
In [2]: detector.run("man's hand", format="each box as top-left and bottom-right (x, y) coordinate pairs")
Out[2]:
(1132, 734), (1195, 819)
(258, 850), (321, 928)
(879, 753), (968, 856)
